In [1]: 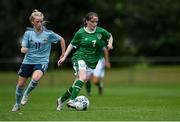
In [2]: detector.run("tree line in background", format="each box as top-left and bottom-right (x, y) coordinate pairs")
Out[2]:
(0, 0), (180, 60)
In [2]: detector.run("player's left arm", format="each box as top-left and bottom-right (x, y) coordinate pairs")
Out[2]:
(102, 28), (113, 50)
(48, 31), (66, 57)
(107, 35), (113, 50)
(103, 47), (111, 68)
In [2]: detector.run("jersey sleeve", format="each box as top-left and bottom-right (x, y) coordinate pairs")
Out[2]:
(47, 31), (62, 44)
(70, 32), (80, 48)
(102, 28), (111, 43)
(101, 40), (107, 50)
(21, 31), (30, 48)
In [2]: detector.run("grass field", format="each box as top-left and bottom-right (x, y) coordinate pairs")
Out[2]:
(0, 66), (180, 121)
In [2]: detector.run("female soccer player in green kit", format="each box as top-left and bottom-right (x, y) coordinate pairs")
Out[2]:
(56, 12), (112, 110)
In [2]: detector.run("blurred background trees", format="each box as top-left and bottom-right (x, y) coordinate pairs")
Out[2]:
(0, 0), (180, 59)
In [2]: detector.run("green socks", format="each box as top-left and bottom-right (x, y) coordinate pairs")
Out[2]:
(61, 86), (73, 102)
(60, 80), (84, 102)
(71, 80), (84, 100)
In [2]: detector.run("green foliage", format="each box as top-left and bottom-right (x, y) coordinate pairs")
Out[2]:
(0, 0), (180, 58)
(123, 0), (180, 56)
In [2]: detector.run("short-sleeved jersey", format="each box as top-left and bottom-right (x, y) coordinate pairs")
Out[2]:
(71, 26), (111, 69)
(21, 27), (62, 64)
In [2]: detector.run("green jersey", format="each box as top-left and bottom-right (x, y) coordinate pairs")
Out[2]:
(71, 26), (111, 69)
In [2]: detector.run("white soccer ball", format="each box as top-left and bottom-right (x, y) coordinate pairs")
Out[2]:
(75, 96), (90, 111)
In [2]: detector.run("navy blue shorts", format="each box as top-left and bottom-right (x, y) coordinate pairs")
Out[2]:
(18, 64), (48, 77)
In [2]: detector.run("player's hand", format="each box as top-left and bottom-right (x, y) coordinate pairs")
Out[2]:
(105, 61), (111, 69)
(107, 44), (113, 50)
(21, 47), (29, 53)
(57, 57), (66, 67)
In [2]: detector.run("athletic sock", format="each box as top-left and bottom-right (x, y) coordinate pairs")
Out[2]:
(96, 80), (103, 88)
(70, 80), (84, 100)
(99, 80), (103, 88)
(23, 79), (38, 96)
(96, 81), (103, 95)
(85, 81), (91, 96)
(61, 86), (73, 103)
(15, 85), (24, 105)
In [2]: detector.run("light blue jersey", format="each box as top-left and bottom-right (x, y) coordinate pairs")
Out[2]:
(21, 27), (62, 64)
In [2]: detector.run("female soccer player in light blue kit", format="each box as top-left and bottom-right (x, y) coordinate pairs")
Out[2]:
(12, 9), (66, 112)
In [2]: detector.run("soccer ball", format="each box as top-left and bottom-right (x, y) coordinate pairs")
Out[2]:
(75, 96), (90, 111)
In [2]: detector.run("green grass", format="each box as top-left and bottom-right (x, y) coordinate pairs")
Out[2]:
(0, 66), (180, 121)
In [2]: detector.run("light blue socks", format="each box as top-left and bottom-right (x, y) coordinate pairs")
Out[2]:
(23, 79), (38, 96)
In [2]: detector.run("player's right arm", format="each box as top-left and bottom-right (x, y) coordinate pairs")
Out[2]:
(57, 31), (80, 66)
(21, 31), (30, 53)
(57, 44), (73, 66)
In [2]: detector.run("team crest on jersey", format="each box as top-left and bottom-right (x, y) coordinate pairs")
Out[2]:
(43, 36), (48, 43)
(43, 39), (48, 43)
(97, 34), (102, 40)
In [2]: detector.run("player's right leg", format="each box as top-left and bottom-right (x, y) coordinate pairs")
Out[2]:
(12, 104), (21, 112)
(56, 86), (73, 110)
(12, 64), (33, 111)
(56, 97), (64, 110)
(12, 76), (27, 112)
(66, 60), (87, 109)
(67, 99), (76, 108)
(67, 79), (84, 108)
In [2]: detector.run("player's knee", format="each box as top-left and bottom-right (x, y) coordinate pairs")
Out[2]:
(78, 73), (87, 81)
(32, 71), (43, 81)
(17, 81), (26, 88)
(32, 76), (41, 81)
(92, 77), (100, 84)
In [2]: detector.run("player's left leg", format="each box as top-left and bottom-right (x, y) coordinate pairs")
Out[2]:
(21, 70), (43, 105)
(92, 76), (103, 95)
(92, 58), (105, 95)
(21, 64), (47, 105)
(97, 79), (103, 95)
(21, 78), (39, 105)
